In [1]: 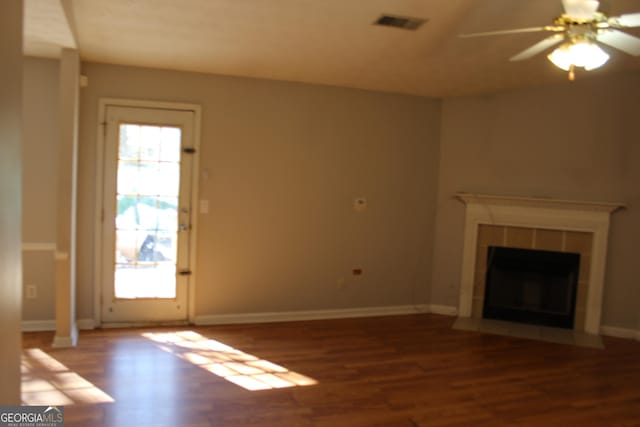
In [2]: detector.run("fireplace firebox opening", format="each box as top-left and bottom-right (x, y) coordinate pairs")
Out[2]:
(483, 246), (580, 329)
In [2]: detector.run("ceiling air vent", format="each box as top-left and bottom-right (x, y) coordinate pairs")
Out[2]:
(374, 14), (426, 30)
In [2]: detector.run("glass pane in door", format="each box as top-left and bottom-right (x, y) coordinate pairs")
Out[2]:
(114, 124), (182, 299)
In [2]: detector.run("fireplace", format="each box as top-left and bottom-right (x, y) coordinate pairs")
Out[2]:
(483, 246), (579, 329)
(455, 193), (624, 334)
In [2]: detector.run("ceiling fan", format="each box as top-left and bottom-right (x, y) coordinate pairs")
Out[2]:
(460, 0), (640, 80)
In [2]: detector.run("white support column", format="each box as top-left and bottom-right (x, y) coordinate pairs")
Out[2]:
(53, 49), (80, 348)
(0, 0), (24, 404)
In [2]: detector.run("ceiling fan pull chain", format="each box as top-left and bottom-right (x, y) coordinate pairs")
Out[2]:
(568, 64), (576, 81)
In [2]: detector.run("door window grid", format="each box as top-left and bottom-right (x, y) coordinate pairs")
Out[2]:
(114, 124), (182, 299)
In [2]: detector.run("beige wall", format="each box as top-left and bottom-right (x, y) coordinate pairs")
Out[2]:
(22, 57), (59, 321)
(432, 70), (640, 329)
(0, 0), (23, 404)
(77, 63), (441, 319)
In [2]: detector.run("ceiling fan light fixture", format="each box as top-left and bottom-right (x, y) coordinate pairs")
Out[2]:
(562, 0), (600, 20)
(547, 39), (609, 73)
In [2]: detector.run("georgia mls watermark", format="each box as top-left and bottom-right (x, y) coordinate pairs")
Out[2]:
(0, 406), (64, 427)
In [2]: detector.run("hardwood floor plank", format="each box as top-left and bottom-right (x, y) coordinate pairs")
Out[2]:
(21, 314), (640, 427)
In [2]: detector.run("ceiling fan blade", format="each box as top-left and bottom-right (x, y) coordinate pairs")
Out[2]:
(614, 12), (640, 28)
(597, 29), (640, 55)
(562, 0), (600, 19)
(510, 34), (566, 61)
(459, 26), (558, 38)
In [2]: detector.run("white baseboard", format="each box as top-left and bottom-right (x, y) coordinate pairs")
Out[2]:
(428, 304), (458, 316)
(52, 325), (78, 348)
(20, 313), (640, 343)
(195, 304), (430, 326)
(101, 320), (188, 329)
(600, 325), (640, 341)
(25, 306), (455, 331)
(22, 320), (55, 332)
(22, 318), (96, 332)
(21, 242), (56, 252)
(77, 318), (96, 330)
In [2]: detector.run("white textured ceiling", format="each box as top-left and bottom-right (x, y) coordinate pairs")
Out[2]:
(24, 0), (76, 58)
(26, 0), (640, 96)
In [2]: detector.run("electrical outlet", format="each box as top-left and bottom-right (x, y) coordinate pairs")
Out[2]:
(26, 284), (37, 299)
(337, 277), (346, 290)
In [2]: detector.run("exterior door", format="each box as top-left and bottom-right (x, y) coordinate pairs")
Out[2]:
(101, 105), (195, 323)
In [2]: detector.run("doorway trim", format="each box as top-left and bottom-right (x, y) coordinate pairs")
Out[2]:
(94, 98), (202, 327)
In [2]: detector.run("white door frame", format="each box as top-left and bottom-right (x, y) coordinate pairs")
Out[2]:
(94, 98), (201, 326)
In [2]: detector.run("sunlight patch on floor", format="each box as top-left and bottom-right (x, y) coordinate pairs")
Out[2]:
(143, 331), (317, 391)
(22, 348), (115, 405)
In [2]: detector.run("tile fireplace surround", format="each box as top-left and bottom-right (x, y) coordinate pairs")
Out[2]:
(456, 193), (624, 335)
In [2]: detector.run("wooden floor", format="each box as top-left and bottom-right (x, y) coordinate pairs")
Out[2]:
(22, 314), (640, 427)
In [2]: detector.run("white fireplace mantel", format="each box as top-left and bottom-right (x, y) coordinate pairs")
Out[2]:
(456, 192), (625, 335)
